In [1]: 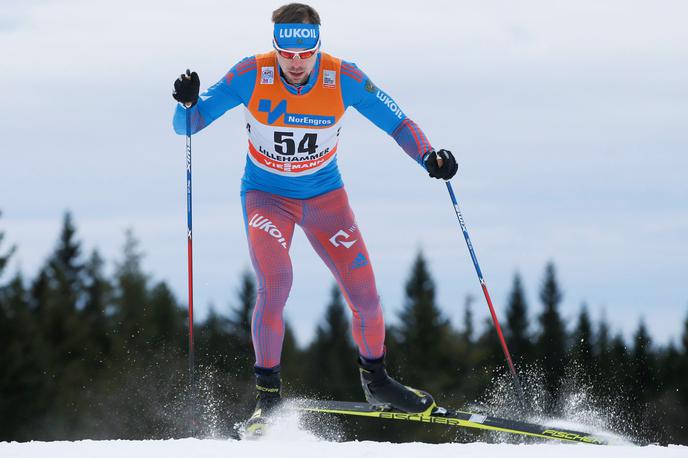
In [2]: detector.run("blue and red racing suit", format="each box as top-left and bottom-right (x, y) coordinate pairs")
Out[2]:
(173, 51), (433, 369)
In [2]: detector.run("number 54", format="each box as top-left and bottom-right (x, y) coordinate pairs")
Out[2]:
(274, 132), (318, 156)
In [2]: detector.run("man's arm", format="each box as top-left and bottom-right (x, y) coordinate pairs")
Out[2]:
(340, 61), (433, 166)
(172, 57), (258, 135)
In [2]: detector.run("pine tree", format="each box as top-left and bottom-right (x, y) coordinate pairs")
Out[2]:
(395, 251), (453, 390)
(609, 332), (629, 381)
(94, 230), (190, 439)
(629, 320), (660, 438)
(0, 221), (42, 440)
(630, 321), (656, 406)
(453, 294), (484, 407)
(304, 285), (358, 400)
(683, 310), (688, 355)
(229, 270), (255, 345)
(204, 270), (258, 432)
(37, 212), (92, 437)
(46, 212), (84, 307)
(29, 268), (50, 313)
(676, 309), (688, 439)
(82, 250), (112, 371)
(227, 270), (257, 378)
(42, 212), (85, 344)
(607, 331), (633, 429)
(475, 317), (505, 372)
(148, 281), (184, 350)
(281, 321), (303, 391)
(655, 340), (686, 444)
(658, 342), (681, 391)
(536, 262), (567, 411)
(0, 212), (16, 279)
(681, 310), (688, 406)
(505, 273), (533, 365)
(0, 273), (48, 440)
(462, 294), (475, 346)
(593, 314), (612, 398)
(198, 305), (231, 369)
(111, 229), (150, 358)
(571, 304), (595, 384)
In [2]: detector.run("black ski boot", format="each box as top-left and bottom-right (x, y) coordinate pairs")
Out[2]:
(243, 366), (283, 438)
(358, 355), (436, 414)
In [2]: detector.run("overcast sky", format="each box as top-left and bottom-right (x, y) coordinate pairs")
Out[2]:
(2, 0), (687, 348)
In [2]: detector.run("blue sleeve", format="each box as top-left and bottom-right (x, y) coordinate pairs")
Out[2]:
(340, 61), (433, 166)
(173, 57), (257, 135)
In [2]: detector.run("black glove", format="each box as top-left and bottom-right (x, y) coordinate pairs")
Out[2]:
(173, 69), (200, 107)
(424, 149), (458, 180)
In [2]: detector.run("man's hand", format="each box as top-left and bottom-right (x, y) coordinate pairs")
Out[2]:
(173, 69), (200, 108)
(424, 149), (458, 180)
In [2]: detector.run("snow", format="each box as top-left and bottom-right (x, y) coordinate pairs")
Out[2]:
(2, 406), (685, 457)
(2, 439), (686, 458)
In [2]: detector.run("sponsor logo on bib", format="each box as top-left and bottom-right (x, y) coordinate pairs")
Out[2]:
(261, 67), (274, 85)
(258, 99), (335, 126)
(323, 70), (336, 88)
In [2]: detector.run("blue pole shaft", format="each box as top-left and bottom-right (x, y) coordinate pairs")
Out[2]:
(185, 109), (197, 433)
(445, 181), (525, 403)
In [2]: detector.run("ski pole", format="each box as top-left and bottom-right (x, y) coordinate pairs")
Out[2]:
(444, 181), (526, 406)
(185, 107), (197, 434)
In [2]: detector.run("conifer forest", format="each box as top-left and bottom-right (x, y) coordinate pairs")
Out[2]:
(1, 212), (686, 444)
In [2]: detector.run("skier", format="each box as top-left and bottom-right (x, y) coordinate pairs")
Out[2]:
(172, 3), (457, 435)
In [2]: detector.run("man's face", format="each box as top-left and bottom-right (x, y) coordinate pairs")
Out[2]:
(275, 50), (318, 85)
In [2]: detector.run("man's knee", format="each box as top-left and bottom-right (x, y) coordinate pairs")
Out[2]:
(257, 267), (293, 304)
